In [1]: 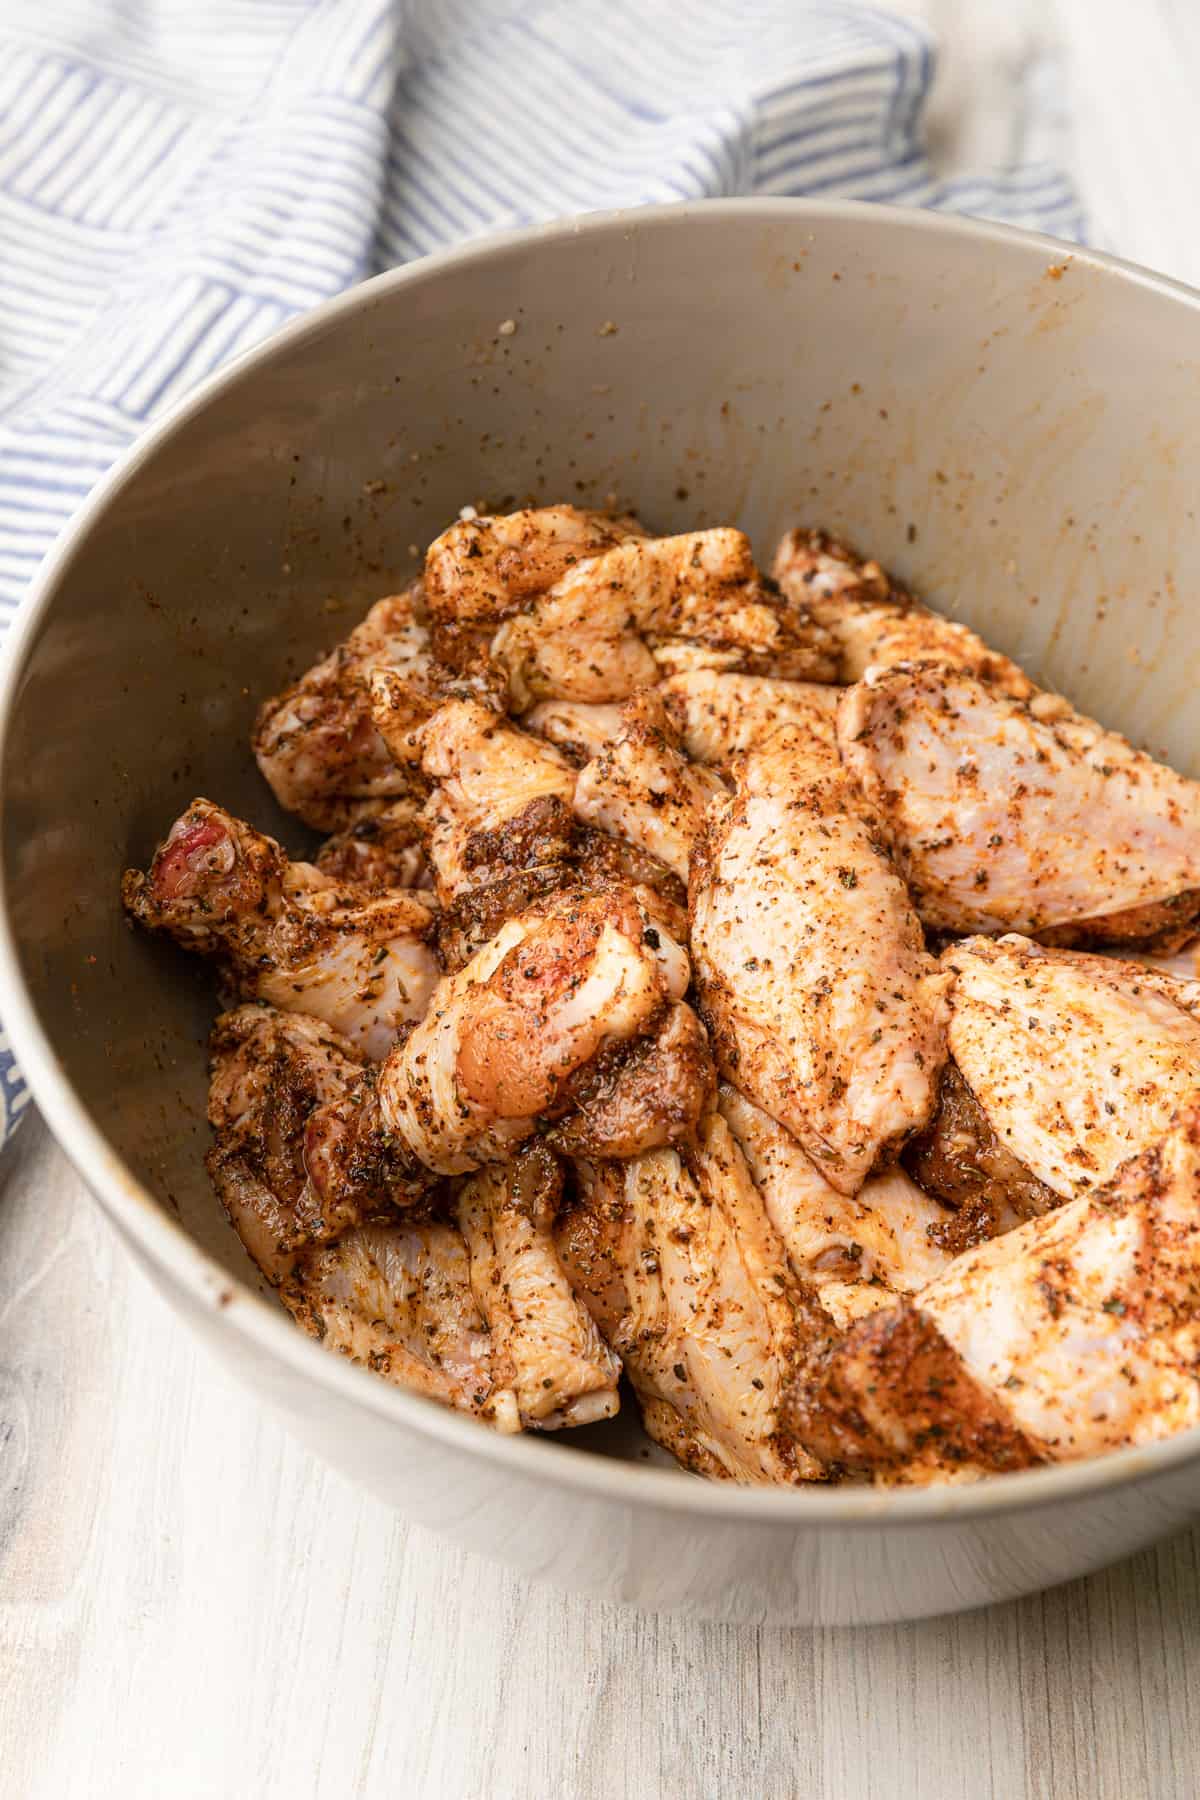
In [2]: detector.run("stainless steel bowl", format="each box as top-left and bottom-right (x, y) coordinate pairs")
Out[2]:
(4, 200), (1200, 1626)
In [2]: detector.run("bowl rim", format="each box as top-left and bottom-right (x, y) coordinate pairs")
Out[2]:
(6, 193), (1200, 1528)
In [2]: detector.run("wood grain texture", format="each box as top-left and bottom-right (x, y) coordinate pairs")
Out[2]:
(2, 1114), (1200, 1800)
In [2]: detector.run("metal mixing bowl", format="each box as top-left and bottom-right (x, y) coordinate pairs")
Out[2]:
(4, 200), (1200, 1625)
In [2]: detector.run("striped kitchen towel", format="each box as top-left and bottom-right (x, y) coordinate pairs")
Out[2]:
(0, 0), (1084, 1145)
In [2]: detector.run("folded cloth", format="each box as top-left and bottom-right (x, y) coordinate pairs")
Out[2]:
(0, 0), (1084, 1146)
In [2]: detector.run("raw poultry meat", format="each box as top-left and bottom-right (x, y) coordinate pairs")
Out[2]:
(123, 798), (439, 1057)
(253, 585), (439, 830)
(773, 526), (1038, 697)
(557, 1113), (827, 1483)
(690, 724), (949, 1193)
(839, 662), (1200, 948)
(209, 1007), (615, 1430)
(720, 1084), (953, 1325)
(787, 1105), (1200, 1476)
(926, 935), (1200, 1204)
(659, 667), (838, 768)
(491, 528), (837, 709)
(122, 496), (1200, 1486)
(573, 688), (727, 883)
(424, 504), (647, 669)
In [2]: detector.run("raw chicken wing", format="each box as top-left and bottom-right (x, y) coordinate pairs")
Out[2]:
(839, 663), (1200, 948)
(773, 527), (1037, 696)
(253, 586), (438, 830)
(454, 1143), (621, 1428)
(425, 504), (647, 668)
(788, 1105), (1200, 1473)
(123, 799), (439, 1057)
(659, 668), (838, 768)
(690, 726), (949, 1193)
(573, 689), (727, 883)
(492, 529), (837, 709)
(720, 1085), (953, 1325)
(557, 1114), (827, 1483)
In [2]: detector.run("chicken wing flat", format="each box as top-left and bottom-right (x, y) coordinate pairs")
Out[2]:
(772, 527), (1038, 697)
(928, 935), (1200, 1206)
(253, 585), (440, 831)
(659, 668), (838, 768)
(719, 1085), (953, 1325)
(839, 662), (1200, 948)
(424, 504), (647, 669)
(690, 725), (949, 1194)
(557, 1116), (827, 1483)
(573, 689), (727, 883)
(454, 1143), (621, 1429)
(123, 799), (439, 1057)
(491, 529), (837, 709)
(788, 1105), (1200, 1475)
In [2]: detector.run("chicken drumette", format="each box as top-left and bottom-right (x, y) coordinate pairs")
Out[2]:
(122, 798), (439, 1057)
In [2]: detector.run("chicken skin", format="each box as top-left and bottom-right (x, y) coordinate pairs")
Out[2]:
(690, 726), (949, 1194)
(787, 1106), (1200, 1476)
(453, 1144), (621, 1429)
(928, 936), (1200, 1206)
(492, 528), (837, 710)
(337, 884), (698, 1177)
(659, 668), (838, 769)
(123, 799), (439, 1058)
(839, 663), (1200, 949)
(314, 798), (430, 890)
(424, 504), (647, 669)
(772, 527), (1038, 697)
(557, 1114), (826, 1483)
(252, 586), (440, 831)
(573, 689), (727, 883)
(525, 698), (626, 764)
(720, 1085), (953, 1326)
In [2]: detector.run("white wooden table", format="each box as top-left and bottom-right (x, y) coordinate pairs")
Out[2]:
(3, 8), (1199, 1796)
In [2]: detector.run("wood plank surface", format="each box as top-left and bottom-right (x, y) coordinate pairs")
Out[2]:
(2, 1117), (1199, 1800)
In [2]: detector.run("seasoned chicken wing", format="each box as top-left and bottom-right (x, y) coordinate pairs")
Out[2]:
(690, 726), (949, 1194)
(557, 1114), (826, 1483)
(314, 798), (430, 890)
(773, 527), (1038, 697)
(404, 696), (578, 904)
(253, 586), (441, 831)
(525, 697), (626, 763)
(659, 668), (838, 768)
(366, 885), (693, 1175)
(930, 935), (1200, 1205)
(492, 529), (837, 709)
(454, 1143), (621, 1429)
(839, 663), (1200, 948)
(573, 689), (727, 883)
(720, 1085), (953, 1325)
(123, 799), (439, 1057)
(381, 692), (684, 969)
(788, 1106), (1200, 1474)
(207, 1005), (517, 1427)
(425, 504), (647, 668)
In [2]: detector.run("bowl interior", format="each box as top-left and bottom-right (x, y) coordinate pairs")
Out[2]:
(6, 201), (1200, 1479)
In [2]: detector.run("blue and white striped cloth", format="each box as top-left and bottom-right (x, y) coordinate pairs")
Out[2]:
(0, 0), (1084, 1146)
